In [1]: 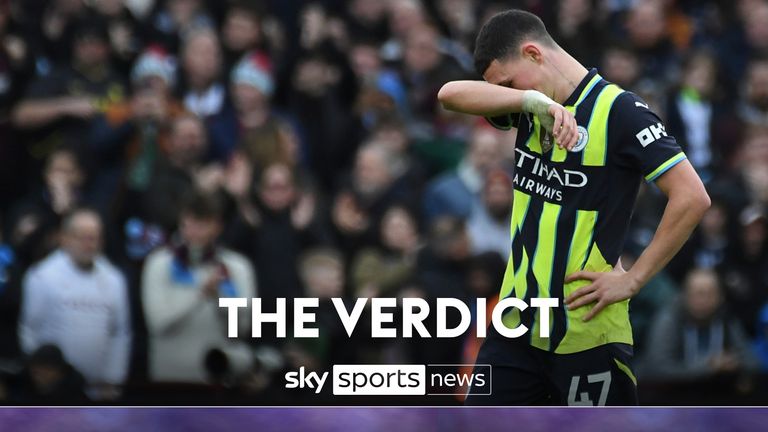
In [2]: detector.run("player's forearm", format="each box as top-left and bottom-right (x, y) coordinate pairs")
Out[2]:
(627, 187), (710, 290)
(438, 80), (526, 117)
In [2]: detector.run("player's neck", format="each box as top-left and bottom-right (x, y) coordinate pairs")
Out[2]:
(546, 49), (589, 105)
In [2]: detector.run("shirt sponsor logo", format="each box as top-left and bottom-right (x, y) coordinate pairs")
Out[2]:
(636, 122), (667, 147)
(514, 148), (588, 202)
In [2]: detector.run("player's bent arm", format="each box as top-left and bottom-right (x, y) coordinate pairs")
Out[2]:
(626, 159), (711, 289)
(437, 80), (527, 117)
(438, 80), (579, 149)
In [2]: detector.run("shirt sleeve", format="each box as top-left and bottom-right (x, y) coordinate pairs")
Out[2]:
(610, 92), (687, 182)
(485, 112), (519, 131)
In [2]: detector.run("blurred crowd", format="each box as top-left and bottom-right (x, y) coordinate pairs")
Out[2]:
(0, 0), (767, 404)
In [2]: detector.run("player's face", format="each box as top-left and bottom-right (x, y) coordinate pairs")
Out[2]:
(483, 55), (542, 91)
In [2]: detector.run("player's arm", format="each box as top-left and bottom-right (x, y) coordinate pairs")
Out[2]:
(623, 160), (710, 288)
(437, 80), (578, 149)
(438, 80), (527, 116)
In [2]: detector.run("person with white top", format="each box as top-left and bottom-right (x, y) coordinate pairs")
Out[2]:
(142, 191), (257, 383)
(19, 208), (132, 400)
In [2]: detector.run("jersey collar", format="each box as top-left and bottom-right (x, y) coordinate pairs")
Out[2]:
(562, 68), (601, 108)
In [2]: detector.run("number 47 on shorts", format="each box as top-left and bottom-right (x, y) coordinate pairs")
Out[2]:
(567, 371), (611, 406)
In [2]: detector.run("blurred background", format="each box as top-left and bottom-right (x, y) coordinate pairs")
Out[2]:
(0, 0), (767, 405)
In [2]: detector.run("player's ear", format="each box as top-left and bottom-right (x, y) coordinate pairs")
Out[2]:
(520, 43), (543, 64)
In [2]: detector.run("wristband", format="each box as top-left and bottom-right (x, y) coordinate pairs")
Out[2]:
(522, 90), (556, 132)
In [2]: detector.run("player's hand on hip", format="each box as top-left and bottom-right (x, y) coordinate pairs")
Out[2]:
(547, 104), (579, 151)
(563, 266), (641, 322)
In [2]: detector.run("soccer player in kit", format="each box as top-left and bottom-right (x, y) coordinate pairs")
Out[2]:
(438, 10), (711, 405)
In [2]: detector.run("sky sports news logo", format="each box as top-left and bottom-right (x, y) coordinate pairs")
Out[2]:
(285, 364), (492, 396)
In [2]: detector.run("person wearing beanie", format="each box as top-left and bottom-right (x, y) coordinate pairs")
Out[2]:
(130, 46), (178, 93)
(231, 52), (275, 98)
(207, 51), (293, 169)
(89, 45), (188, 265)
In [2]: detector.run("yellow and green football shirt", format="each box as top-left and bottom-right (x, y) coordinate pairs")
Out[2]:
(486, 69), (687, 354)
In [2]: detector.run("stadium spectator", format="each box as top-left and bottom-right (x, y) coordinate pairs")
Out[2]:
(142, 191), (256, 383)
(220, 1), (270, 79)
(344, 0), (388, 44)
(117, 114), (211, 263)
(284, 47), (363, 192)
(143, 0), (214, 54)
(208, 51), (283, 165)
(665, 51), (721, 183)
(11, 18), (127, 182)
(624, 1), (678, 87)
(8, 148), (87, 266)
(668, 199), (732, 283)
(551, 0), (602, 67)
(222, 162), (328, 317)
(720, 205), (768, 337)
(116, 44), (179, 117)
(90, 46), (185, 216)
(600, 44), (641, 91)
(351, 204), (420, 298)
(399, 24), (466, 138)
(643, 268), (758, 380)
(742, 1), (768, 58)
(9, 344), (89, 404)
(332, 143), (411, 253)
(620, 248), (678, 355)
(735, 127), (768, 208)
(34, 0), (90, 66)
(18, 208), (131, 400)
(423, 126), (503, 222)
(295, 3), (348, 54)
(179, 26), (225, 119)
(411, 216), (471, 366)
(348, 38), (409, 131)
(368, 119), (429, 198)
(434, 0), (478, 55)
(91, 0), (142, 76)
(284, 248), (354, 376)
(458, 251), (506, 398)
(467, 169), (513, 259)
(380, 0), (429, 63)
(738, 58), (768, 127)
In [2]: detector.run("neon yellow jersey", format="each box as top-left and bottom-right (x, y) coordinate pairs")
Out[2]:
(488, 69), (686, 354)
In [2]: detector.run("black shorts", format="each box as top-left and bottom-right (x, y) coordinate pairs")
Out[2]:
(465, 326), (638, 406)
